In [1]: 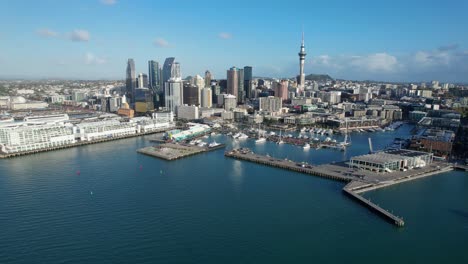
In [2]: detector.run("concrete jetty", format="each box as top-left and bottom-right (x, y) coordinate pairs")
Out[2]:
(138, 143), (225, 161)
(225, 148), (455, 227)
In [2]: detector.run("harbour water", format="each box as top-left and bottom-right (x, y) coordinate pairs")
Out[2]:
(0, 124), (467, 263)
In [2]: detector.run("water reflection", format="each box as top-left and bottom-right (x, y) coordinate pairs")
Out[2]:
(230, 160), (244, 192)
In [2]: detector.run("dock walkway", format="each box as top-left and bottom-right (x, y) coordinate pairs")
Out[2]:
(225, 148), (454, 227)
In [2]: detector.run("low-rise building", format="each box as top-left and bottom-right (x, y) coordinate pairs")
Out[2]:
(177, 105), (199, 120)
(349, 149), (433, 173)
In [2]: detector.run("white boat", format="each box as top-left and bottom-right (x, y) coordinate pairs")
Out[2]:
(303, 143), (310, 149)
(210, 132), (216, 136)
(208, 141), (221, 148)
(325, 137), (332, 142)
(232, 132), (241, 139)
(237, 133), (249, 140)
(256, 124), (266, 143)
(198, 142), (207, 147)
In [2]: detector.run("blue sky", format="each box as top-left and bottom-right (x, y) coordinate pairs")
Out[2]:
(0, 0), (467, 82)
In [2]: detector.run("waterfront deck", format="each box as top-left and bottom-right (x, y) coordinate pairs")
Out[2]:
(138, 143), (225, 161)
(225, 148), (455, 227)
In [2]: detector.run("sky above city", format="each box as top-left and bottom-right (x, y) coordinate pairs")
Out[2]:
(0, 0), (467, 83)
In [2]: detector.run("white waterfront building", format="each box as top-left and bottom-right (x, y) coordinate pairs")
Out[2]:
(0, 122), (76, 153)
(0, 113), (175, 154)
(75, 120), (136, 141)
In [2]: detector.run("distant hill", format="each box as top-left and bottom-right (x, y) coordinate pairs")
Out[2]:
(305, 74), (333, 82)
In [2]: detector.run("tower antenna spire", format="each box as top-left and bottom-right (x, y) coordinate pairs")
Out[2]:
(301, 25), (304, 46)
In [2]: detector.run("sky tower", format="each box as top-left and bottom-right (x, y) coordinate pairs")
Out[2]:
(298, 31), (307, 91)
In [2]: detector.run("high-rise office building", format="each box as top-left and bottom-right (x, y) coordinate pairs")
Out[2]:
(211, 84), (221, 105)
(165, 80), (183, 114)
(243, 66), (253, 99)
(137, 73), (148, 88)
(171, 62), (181, 81)
(204, 71), (212, 88)
(227, 67), (239, 104)
(274, 80), (289, 101)
(148, 60), (161, 91)
(134, 88), (154, 113)
(162, 57), (176, 84)
(183, 83), (199, 105)
(126, 59), (136, 103)
(223, 94), (237, 111)
(237, 68), (244, 103)
(201, 88), (212, 108)
(298, 32), (307, 91)
(259, 96), (282, 112)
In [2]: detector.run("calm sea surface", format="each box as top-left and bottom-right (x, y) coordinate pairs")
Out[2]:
(0, 124), (467, 263)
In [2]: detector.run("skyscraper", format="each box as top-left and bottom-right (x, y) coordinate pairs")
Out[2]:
(204, 71), (212, 88)
(298, 32), (307, 91)
(165, 80), (183, 114)
(162, 57), (176, 84)
(201, 88), (212, 108)
(183, 82), (199, 105)
(243, 66), (253, 99)
(137, 73), (148, 88)
(274, 80), (289, 101)
(126, 59), (136, 103)
(237, 68), (244, 103)
(148, 60), (161, 92)
(227, 67), (239, 104)
(171, 62), (181, 81)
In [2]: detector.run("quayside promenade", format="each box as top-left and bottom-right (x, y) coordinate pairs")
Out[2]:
(225, 148), (455, 227)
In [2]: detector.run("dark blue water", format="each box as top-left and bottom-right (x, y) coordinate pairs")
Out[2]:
(0, 124), (467, 263)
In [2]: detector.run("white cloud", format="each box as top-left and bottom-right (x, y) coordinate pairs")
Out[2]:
(154, 38), (170, 47)
(307, 45), (468, 82)
(36, 28), (58, 38)
(100, 0), (116, 5)
(69, 30), (90, 42)
(218, 32), (232, 39)
(350, 53), (399, 72)
(85, 53), (106, 65)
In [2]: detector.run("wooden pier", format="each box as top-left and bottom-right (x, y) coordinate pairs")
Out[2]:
(343, 184), (405, 226)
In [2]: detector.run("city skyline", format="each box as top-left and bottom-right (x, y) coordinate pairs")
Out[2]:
(0, 0), (467, 82)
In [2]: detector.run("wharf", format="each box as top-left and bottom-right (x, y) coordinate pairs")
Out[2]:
(138, 143), (225, 161)
(225, 148), (455, 227)
(0, 126), (175, 159)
